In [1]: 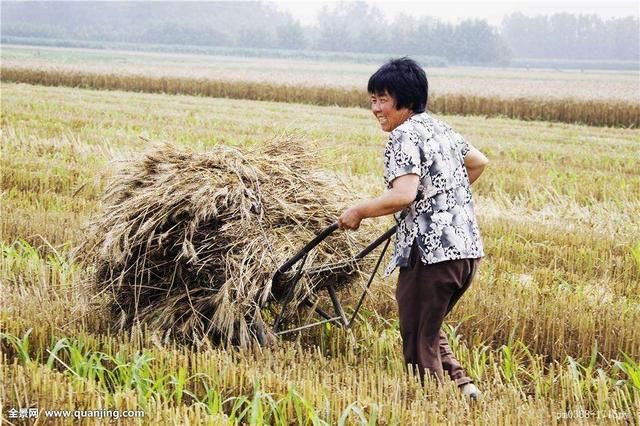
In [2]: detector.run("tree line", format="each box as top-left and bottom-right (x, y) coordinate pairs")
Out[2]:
(502, 12), (638, 61)
(2, 1), (638, 64)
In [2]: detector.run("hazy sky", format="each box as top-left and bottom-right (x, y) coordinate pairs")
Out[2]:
(274, 1), (640, 25)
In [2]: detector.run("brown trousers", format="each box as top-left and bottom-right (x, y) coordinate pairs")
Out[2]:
(396, 245), (479, 387)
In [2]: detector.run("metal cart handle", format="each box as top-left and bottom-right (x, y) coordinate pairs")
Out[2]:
(271, 221), (397, 335)
(273, 222), (339, 279)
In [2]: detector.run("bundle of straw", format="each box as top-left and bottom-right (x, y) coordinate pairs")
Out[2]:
(79, 138), (369, 347)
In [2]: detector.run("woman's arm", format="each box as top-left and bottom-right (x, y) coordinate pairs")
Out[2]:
(338, 174), (420, 230)
(464, 146), (489, 184)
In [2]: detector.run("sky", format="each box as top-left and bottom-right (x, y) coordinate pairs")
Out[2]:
(273, 1), (640, 25)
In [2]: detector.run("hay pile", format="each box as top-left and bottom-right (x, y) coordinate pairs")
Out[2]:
(78, 138), (369, 347)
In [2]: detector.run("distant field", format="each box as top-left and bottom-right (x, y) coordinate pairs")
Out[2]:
(2, 82), (639, 423)
(3, 44), (639, 102)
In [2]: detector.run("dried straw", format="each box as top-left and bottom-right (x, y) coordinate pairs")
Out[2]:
(77, 137), (370, 347)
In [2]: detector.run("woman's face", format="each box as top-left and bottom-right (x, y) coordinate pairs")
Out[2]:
(370, 91), (414, 132)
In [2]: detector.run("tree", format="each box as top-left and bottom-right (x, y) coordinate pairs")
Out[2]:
(315, 3), (354, 51)
(276, 17), (307, 50)
(501, 12), (639, 60)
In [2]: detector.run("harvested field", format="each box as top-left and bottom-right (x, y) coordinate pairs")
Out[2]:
(2, 82), (639, 423)
(3, 66), (639, 128)
(3, 44), (640, 102)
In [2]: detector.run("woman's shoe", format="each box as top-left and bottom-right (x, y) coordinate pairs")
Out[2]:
(460, 383), (481, 401)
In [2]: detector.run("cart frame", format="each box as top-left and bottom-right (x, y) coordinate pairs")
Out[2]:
(271, 222), (396, 336)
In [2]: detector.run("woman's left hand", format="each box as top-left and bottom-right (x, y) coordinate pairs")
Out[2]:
(338, 206), (363, 230)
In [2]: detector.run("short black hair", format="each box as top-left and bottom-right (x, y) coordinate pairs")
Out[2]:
(367, 57), (428, 113)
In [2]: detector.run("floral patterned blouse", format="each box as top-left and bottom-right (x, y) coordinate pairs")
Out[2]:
(382, 112), (484, 276)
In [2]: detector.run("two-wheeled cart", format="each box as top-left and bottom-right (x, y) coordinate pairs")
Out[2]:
(271, 222), (396, 336)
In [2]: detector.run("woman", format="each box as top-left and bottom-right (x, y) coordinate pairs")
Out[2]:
(338, 57), (488, 400)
